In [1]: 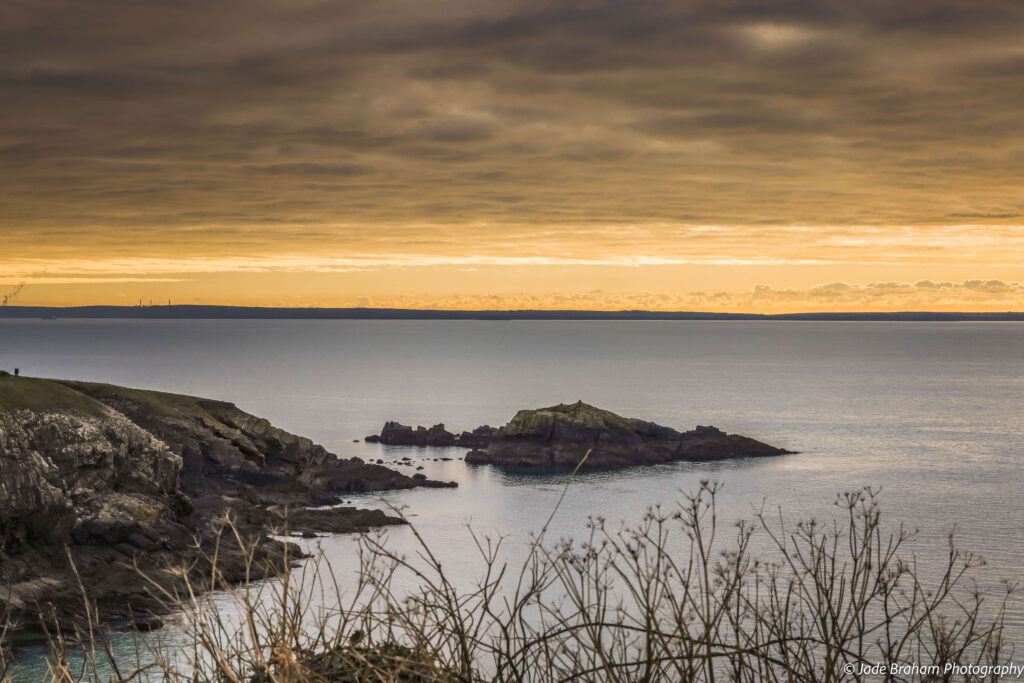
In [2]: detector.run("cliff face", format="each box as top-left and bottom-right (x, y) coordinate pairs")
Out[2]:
(465, 401), (790, 470)
(0, 375), (447, 631)
(0, 380), (183, 555)
(57, 380), (429, 502)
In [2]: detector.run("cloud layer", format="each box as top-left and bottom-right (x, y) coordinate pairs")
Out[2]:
(2, 0), (1023, 306)
(357, 280), (1024, 313)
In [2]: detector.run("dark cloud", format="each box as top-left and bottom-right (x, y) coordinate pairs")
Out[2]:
(0, 0), (1022, 267)
(246, 163), (374, 177)
(409, 63), (492, 80)
(949, 212), (1020, 219)
(417, 118), (496, 143)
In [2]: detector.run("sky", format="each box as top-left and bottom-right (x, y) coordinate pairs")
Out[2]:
(1, 0), (1023, 312)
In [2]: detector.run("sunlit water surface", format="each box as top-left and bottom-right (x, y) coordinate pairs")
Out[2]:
(2, 320), (1023, 678)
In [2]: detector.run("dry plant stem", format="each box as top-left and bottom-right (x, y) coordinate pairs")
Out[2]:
(22, 477), (1014, 683)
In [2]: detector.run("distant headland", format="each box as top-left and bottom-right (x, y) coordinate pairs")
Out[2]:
(1, 305), (1023, 322)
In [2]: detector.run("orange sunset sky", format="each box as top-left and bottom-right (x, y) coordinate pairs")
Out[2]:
(2, 0), (1023, 312)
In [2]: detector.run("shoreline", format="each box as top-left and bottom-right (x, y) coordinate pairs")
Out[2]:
(0, 375), (455, 640)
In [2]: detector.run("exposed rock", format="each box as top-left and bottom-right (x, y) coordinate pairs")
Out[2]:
(0, 375), (453, 637)
(454, 425), (498, 449)
(365, 422), (455, 446)
(464, 401), (791, 470)
(131, 614), (164, 632)
(270, 506), (403, 535)
(57, 380), (441, 498)
(366, 422), (497, 448)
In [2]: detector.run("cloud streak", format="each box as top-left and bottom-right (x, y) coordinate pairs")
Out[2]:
(361, 280), (1024, 313)
(2, 0), (1023, 306)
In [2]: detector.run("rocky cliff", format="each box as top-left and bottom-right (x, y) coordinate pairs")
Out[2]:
(0, 373), (452, 635)
(464, 401), (791, 469)
(58, 380), (452, 504)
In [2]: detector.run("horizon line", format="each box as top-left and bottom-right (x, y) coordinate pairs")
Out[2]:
(2, 304), (1024, 322)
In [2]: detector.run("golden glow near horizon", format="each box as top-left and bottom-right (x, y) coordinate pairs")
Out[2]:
(2, 1), (1023, 312)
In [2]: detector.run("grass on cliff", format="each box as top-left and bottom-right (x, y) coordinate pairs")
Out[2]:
(0, 374), (238, 423)
(28, 479), (1016, 683)
(56, 379), (234, 422)
(0, 375), (106, 417)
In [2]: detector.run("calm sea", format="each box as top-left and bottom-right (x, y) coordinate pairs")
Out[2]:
(3, 319), (1023, 677)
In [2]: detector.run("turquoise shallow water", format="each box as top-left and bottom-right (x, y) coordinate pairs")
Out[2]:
(2, 319), (1023, 678)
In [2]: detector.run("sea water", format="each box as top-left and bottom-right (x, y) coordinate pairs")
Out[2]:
(2, 319), (1023, 677)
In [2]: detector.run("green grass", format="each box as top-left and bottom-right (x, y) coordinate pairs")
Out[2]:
(0, 375), (239, 423)
(0, 375), (107, 417)
(0, 374), (231, 420)
(55, 380), (233, 421)
(53, 380), (255, 444)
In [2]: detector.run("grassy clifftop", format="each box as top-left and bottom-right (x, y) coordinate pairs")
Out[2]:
(54, 379), (241, 430)
(0, 374), (249, 425)
(0, 373), (106, 416)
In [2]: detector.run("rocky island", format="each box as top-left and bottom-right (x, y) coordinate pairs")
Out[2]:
(0, 372), (454, 636)
(367, 401), (791, 470)
(464, 401), (791, 469)
(365, 422), (497, 448)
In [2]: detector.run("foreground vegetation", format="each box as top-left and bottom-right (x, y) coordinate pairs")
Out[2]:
(3, 480), (1014, 682)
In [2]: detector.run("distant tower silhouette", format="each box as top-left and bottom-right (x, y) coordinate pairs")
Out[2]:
(13, 368), (19, 376)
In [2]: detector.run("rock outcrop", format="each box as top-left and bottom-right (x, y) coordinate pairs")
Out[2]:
(58, 380), (455, 505)
(464, 401), (790, 470)
(0, 374), (452, 635)
(366, 422), (496, 448)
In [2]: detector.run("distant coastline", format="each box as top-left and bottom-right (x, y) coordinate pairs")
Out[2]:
(1, 305), (1023, 322)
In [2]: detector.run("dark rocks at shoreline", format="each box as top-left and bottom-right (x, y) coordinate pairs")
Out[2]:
(0, 375), (453, 636)
(464, 401), (791, 470)
(456, 426), (498, 448)
(365, 422), (497, 448)
(364, 403), (790, 471)
(242, 504), (404, 536)
(366, 422), (453, 446)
